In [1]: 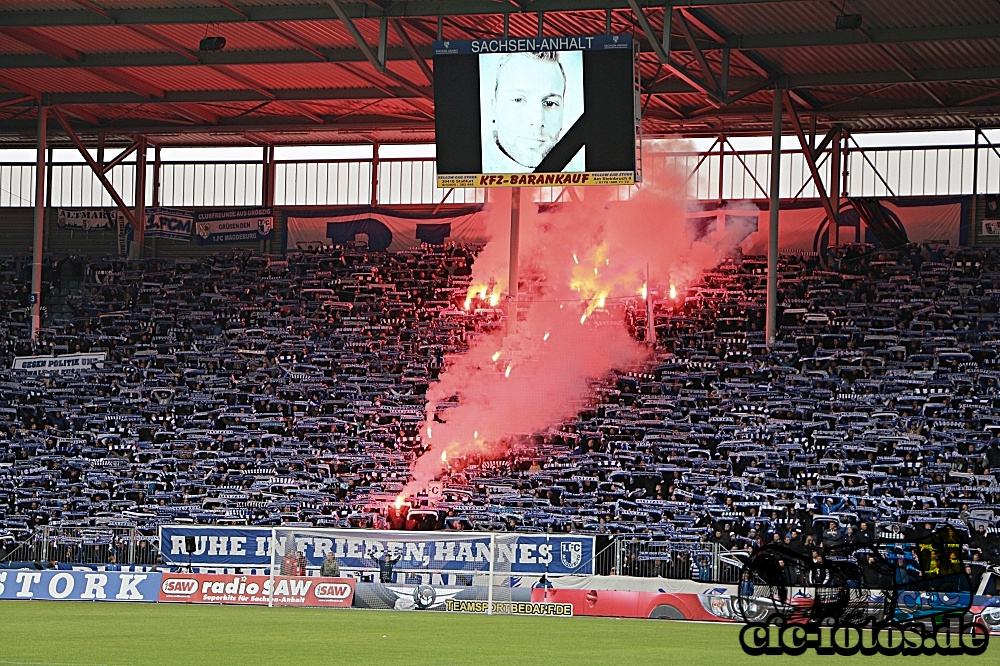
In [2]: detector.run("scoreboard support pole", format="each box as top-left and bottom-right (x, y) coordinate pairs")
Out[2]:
(507, 186), (521, 336)
(268, 527), (276, 608)
(766, 91), (782, 345)
(645, 263), (656, 345)
(487, 533), (496, 615)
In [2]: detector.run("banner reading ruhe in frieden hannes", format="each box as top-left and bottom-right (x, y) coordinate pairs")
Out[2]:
(159, 526), (595, 575)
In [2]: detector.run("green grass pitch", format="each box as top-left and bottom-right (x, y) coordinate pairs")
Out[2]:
(0, 601), (996, 665)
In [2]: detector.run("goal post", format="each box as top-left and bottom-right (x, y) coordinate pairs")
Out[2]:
(267, 527), (519, 613)
(487, 533), (495, 616)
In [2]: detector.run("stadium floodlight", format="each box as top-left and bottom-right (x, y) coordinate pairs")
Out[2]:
(835, 14), (863, 30)
(199, 36), (227, 52)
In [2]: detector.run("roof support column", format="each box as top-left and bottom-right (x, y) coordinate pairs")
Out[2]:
(784, 91), (838, 238)
(30, 105), (46, 343)
(96, 132), (105, 171)
(766, 91), (781, 346)
(627, 0), (723, 106)
(327, 0), (385, 73)
(131, 135), (147, 259)
(973, 127), (980, 245)
(718, 134), (725, 202)
(262, 144), (275, 207)
(152, 144), (161, 207)
(378, 17), (388, 67)
(390, 19), (433, 85)
(830, 128), (842, 246)
(52, 108), (138, 235)
(44, 144), (53, 252)
(370, 141), (379, 206)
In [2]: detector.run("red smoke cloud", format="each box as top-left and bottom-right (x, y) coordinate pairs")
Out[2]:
(404, 142), (751, 492)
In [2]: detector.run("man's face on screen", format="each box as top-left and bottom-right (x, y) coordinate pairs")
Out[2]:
(493, 54), (566, 168)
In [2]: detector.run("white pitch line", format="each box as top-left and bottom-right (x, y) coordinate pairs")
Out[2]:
(0, 659), (131, 666)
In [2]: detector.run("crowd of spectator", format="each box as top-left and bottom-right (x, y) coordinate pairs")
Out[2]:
(0, 241), (998, 585)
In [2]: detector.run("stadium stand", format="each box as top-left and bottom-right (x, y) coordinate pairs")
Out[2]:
(1, 243), (998, 584)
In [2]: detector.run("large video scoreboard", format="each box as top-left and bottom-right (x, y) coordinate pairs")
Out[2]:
(434, 34), (637, 188)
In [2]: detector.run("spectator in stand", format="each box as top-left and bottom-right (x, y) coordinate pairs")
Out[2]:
(280, 552), (302, 577)
(895, 557), (921, 585)
(320, 551), (341, 578)
(532, 575), (554, 589)
(0, 243), (998, 583)
(369, 550), (401, 584)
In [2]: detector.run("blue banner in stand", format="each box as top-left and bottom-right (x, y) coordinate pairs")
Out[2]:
(0, 570), (161, 602)
(159, 526), (595, 575)
(195, 207), (274, 244)
(145, 207), (193, 241)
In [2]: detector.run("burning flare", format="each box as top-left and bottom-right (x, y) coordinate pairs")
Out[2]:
(404, 143), (757, 494)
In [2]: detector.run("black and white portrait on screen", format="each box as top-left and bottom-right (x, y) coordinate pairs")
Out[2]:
(479, 50), (585, 173)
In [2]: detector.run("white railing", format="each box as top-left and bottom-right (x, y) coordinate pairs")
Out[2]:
(376, 158), (484, 206)
(50, 163), (139, 208)
(0, 162), (34, 207)
(2, 142), (998, 209)
(274, 159), (370, 206)
(159, 160), (262, 207)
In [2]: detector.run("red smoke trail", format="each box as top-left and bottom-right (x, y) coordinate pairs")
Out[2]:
(403, 142), (755, 494)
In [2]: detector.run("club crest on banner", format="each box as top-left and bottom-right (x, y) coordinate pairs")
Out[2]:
(560, 541), (582, 569)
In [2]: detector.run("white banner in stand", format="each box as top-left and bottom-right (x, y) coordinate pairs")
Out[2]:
(982, 219), (1000, 236)
(57, 209), (122, 231)
(12, 352), (107, 374)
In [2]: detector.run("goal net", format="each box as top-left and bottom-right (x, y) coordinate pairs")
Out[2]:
(268, 527), (520, 613)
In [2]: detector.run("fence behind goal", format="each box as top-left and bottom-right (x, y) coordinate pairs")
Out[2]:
(269, 528), (523, 614)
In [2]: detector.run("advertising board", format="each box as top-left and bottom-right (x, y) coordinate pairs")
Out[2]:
(158, 573), (354, 607)
(0, 570), (160, 602)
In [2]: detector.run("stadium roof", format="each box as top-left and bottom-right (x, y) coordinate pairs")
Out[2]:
(0, 0), (998, 146)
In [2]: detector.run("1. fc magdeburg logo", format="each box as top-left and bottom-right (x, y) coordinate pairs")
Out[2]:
(560, 542), (582, 569)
